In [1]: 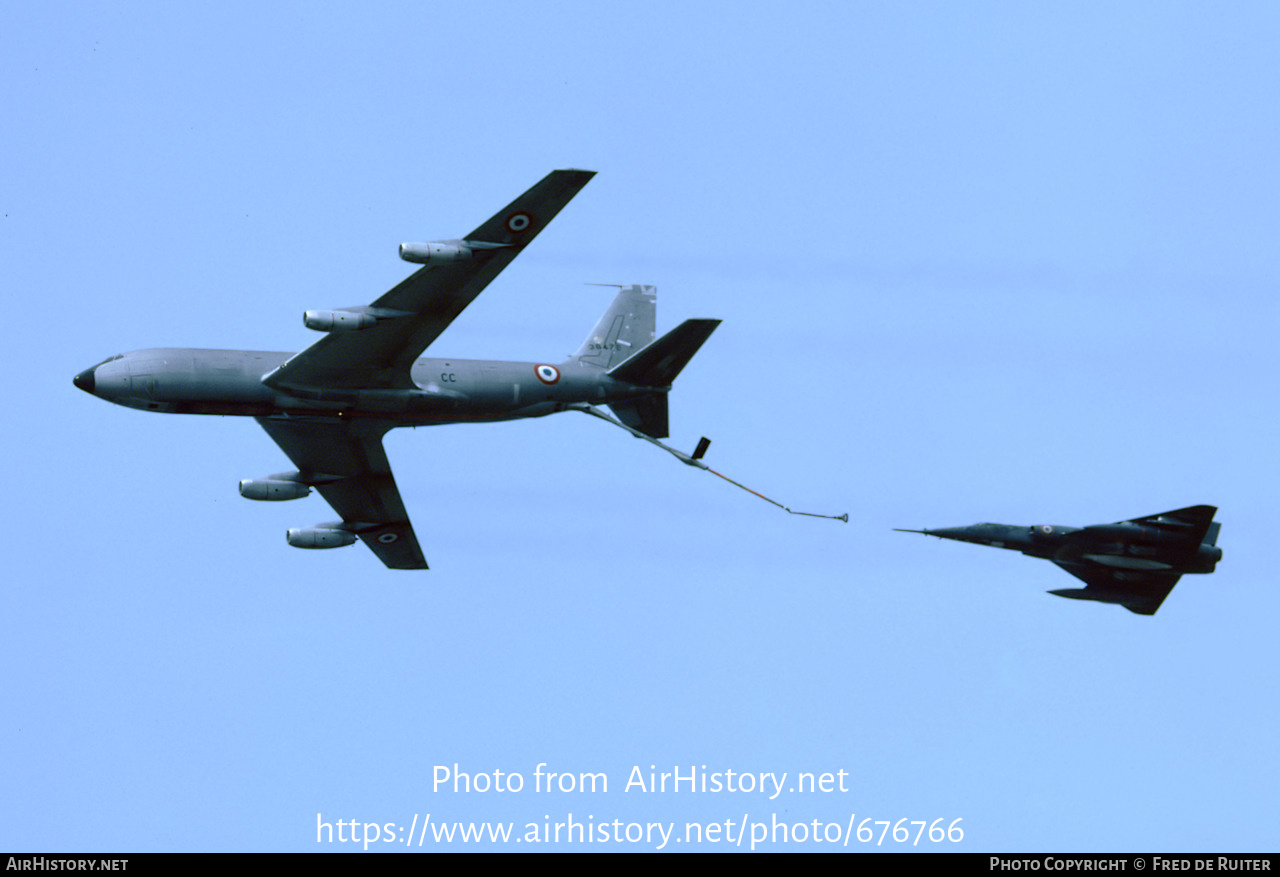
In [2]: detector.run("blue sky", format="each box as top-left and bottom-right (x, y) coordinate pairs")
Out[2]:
(4, 1), (1278, 852)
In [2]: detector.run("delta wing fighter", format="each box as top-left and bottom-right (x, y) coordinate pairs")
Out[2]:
(896, 505), (1223, 615)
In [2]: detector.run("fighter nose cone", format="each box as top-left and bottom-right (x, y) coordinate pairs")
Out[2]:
(894, 525), (982, 542)
(73, 367), (95, 394)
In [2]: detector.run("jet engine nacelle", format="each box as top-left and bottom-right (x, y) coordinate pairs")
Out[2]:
(239, 479), (311, 501)
(286, 527), (357, 549)
(399, 241), (473, 264)
(303, 310), (378, 332)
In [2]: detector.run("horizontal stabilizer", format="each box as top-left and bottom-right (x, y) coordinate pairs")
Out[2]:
(608, 319), (720, 388)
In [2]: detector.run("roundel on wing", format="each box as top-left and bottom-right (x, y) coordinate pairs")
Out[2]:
(1039, 525), (1054, 536)
(506, 212), (532, 233)
(534, 364), (560, 385)
(377, 532), (399, 544)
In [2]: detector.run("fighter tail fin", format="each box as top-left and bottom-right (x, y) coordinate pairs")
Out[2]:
(573, 285), (656, 370)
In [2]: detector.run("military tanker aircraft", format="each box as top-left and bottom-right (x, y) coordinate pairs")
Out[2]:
(72, 170), (724, 569)
(896, 505), (1222, 615)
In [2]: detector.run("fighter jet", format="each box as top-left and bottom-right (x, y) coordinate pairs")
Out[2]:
(896, 505), (1222, 615)
(72, 169), (722, 569)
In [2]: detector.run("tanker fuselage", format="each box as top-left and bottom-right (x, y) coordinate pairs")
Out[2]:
(73, 347), (629, 424)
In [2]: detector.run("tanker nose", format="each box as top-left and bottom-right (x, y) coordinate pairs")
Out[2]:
(73, 367), (96, 394)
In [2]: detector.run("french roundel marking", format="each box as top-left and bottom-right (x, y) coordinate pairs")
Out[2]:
(506, 212), (532, 233)
(534, 364), (560, 385)
(378, 532), (399, 544)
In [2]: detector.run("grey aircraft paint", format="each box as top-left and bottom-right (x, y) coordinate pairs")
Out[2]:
(896, 505), (1223, 615)
(73, 170), (720, 569)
